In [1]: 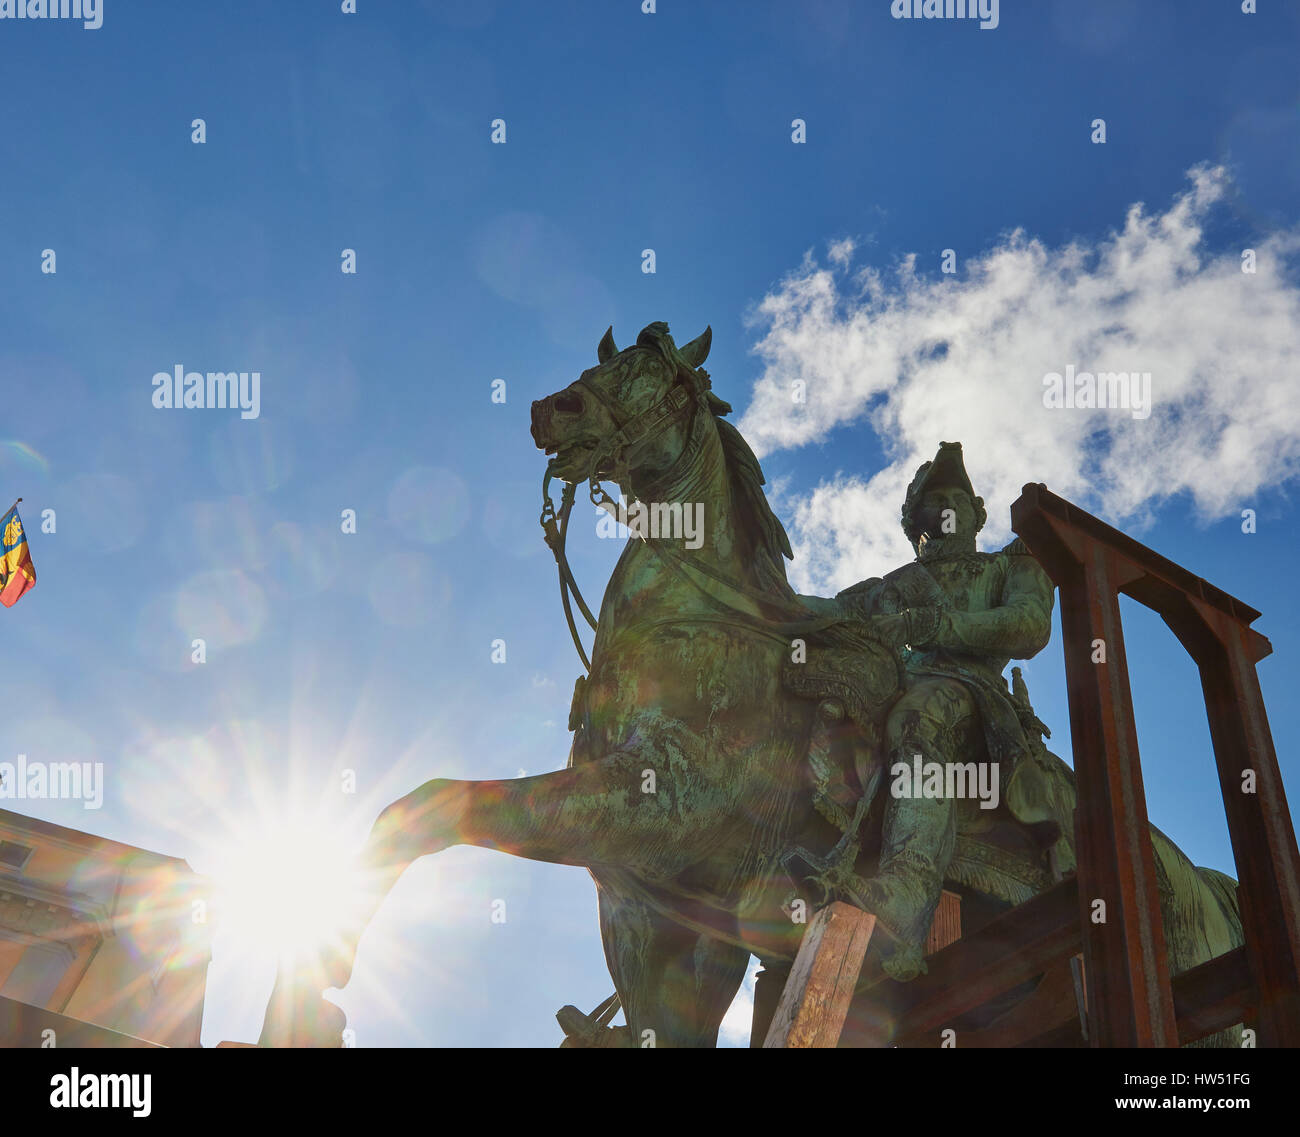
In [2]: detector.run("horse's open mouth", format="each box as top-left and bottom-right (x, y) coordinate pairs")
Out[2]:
(544, 439), (596, 456)
(544, 439), (602, 473)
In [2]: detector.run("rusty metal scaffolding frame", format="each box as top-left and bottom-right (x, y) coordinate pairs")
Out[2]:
(1011, 482), (1300, 1046)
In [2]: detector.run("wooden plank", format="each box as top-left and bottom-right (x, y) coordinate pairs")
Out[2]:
(934, 947), (1253, 1048)
(896, 940), (1254, 1049)
(763, 902), (875, 1048)
(923, 890), (962, 956)
(896, 958), (1082, 1048)
(1011, 482), (1261, 626)
(1173, 945), (1256, 1046)
(890, 875), (1080, 1039)
(1015, 1017), (1091, 1048)
(830, 893), (961, 1048)
(894, 873), (1076, 1039)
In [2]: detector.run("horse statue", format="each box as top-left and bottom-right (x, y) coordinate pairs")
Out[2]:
(261, 321), (1244, 1048)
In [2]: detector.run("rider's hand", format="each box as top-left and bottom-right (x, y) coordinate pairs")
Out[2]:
(870, 611), (911, 649)
(871, 606), (943, 649)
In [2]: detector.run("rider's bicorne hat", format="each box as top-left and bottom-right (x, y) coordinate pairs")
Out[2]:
(900, 440), (986, 546)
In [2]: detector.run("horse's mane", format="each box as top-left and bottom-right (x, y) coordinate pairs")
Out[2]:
(634, 321), (797, 605)
(711, 407), (797, 604)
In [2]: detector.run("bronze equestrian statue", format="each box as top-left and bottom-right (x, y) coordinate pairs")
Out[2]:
(261, 322), (1244, 1047)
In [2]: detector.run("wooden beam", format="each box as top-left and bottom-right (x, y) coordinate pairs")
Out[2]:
(890, 874), (1080, 1040)
(897, 958), (1082, 1048)
(1172, 945), (1256, 1046)
(831, 892), (960, 1048)
(895, 942), (1254, 1049)
(763, 902), (875, 1048)
(1009, 482), (1261, 627)
(924, 890), (962, 956)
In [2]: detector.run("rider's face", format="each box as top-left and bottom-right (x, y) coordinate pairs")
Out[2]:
(916, 487), (976, 540)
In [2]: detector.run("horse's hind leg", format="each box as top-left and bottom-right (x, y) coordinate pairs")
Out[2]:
(597, 883), (749, 1048)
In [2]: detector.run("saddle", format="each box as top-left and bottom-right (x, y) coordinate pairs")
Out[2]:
(779, 616), (1071, 912)
(781, 621), (900, 835)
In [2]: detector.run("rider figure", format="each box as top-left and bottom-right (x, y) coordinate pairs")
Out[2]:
(837, 442), (1056, 980)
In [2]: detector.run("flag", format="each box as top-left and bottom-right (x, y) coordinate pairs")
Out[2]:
(0, 504), (36, 608)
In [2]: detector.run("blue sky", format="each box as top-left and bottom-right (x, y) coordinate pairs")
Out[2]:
(1, 0), (1298, 1047)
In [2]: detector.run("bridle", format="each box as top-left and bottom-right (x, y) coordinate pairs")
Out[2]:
(572, 371), (697, 514)
(538, 365), (837, 674)
(539, 366), (704, 673)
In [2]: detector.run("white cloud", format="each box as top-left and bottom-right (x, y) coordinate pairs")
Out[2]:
(739, 165), (1300, 595)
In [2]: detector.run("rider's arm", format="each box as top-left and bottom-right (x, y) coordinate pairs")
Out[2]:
(831, 577), (884, 619)
(908, 548), (1054, 659)
(796, 593), (846, 617)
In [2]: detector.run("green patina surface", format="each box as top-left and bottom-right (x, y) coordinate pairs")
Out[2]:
(262, 322), (1244, 1048)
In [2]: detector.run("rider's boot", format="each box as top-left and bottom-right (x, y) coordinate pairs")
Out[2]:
(860, 773), (956, 982)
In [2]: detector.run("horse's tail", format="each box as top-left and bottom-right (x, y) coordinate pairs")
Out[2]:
(1196, 866), (1245, 950)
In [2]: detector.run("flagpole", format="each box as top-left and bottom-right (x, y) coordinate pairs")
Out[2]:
(5, 498), (21, 515)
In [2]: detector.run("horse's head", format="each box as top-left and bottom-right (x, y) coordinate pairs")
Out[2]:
(530, 322), (720, 489)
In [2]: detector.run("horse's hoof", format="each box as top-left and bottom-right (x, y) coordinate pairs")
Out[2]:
(308, 997), (348, 1046)
(259, 975), (348, 1047)
(318, 942), (357, 991)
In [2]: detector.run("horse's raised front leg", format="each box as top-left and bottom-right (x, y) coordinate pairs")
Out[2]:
(323, 739), (736, 991)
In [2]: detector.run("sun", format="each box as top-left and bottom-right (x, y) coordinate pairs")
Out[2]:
(210, 812), (366, 967)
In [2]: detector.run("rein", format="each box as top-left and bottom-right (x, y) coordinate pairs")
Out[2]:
(539, 369), (704, 674)
(539, 466), (598, 672)
(539, 383), (838, 672)
(572, 372), (694, 515)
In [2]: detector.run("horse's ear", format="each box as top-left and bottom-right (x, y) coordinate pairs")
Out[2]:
(597, 326), (618, 364)
(679, 326), (712, 368)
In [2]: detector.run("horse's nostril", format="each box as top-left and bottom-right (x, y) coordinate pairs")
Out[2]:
(554, 392), (583, 415)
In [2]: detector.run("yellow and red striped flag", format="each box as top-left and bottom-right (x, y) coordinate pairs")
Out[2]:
(1, 503), (36, 608)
